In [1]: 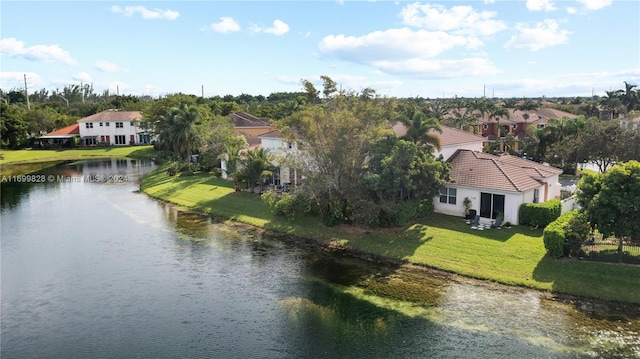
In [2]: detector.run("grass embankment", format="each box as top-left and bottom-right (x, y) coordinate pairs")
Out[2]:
(141, 165), (640, 305)
(0, 146), (156, 176)
(0, 146), (156, 165)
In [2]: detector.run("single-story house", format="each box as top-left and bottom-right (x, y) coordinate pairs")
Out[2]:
(435, 149), (563, 225)
(38, 123), (80, 148)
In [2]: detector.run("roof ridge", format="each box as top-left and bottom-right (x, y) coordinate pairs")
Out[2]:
(492, 158), (523, 191)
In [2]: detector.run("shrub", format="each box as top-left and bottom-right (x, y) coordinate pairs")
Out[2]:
(519, 199), (561, 228)
(261, 189), (300, 221)
(542, 210), (587, 258)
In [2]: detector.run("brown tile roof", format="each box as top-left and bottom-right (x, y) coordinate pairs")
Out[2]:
(447, 150), (562, 192)
(46, 123), (80, 136)
(258, 129), (282, 138)
(236, 131), (262, 149)
(391, 122), (484, 146)
(77, 109), (142, 122)
(229, 112), (271, 127)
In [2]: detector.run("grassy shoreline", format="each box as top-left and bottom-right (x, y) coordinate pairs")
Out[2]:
(141, 165), (640, 305)
(0, 146), (156, 176)
(0, 146), (155, 165)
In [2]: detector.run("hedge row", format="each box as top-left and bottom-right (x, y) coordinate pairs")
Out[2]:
(542, 209), (580, 257)
(518, 199), (561, 228)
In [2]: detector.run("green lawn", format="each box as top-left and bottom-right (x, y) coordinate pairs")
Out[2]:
(0, 146), (156, 165)
(141, 166), (640, 304)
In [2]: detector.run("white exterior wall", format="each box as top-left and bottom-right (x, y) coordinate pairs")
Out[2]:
(433, 184), (547, 225)
(437, 142), (484, 160)
(79, 120), (142, 145)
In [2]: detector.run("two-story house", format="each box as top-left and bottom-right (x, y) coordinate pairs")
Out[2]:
(78, 110), (150, 146)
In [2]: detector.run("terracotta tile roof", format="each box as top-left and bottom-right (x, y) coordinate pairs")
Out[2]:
(236, 131), (262, 149)
(391, 122), (484, 146)
(77, 109), (142, 122)
(447, 150), (562, 192)
(46, 123), (80, 136)
(258, 129), (282, 138)
(229, 112), (271, 127)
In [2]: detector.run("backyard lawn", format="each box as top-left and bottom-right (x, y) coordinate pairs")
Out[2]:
(141, 166), (640, 305)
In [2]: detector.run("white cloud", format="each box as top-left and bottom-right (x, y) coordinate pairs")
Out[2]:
(372, 57), (501, 79)
(526, 0), (557, 12)
(576, 0), (612, 11)
(0, 71), (44, 89)
(399, 3), (507, 36)
(320, 28), (475, 61)
(504, 20), (571, 51)
(72, 72), (92, 82)
(0, 38), (77, 65)
(264, 20), (290, 36)
(95, 60), (127, 73)
(206, 17), (241, 33)
(566, 7), (578, 14)
(250, 20), (290, 36)
(319, 28), (499, 79)
(111, 6), (179, 20)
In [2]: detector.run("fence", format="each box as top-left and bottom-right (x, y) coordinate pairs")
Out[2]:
(567, 236), (640, 265)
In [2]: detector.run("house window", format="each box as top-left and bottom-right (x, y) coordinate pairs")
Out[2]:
(84, 136), (97, 145)
(105, 122), (110, 127)
(439, 187), (457, 205)
(482, 124), (489, 130)
(85, 122), (93, 129)
(512, 123), (518, 130)
(533, 189), (540, 203)
(538, 124), (545, 129)
(130, 122), (135, 126)
(114, 135), (126, 145)
(116, 122), (123, 128)
(100, 122), (103, 127)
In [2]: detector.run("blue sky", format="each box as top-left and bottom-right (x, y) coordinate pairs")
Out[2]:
(1, 0), (638, 99)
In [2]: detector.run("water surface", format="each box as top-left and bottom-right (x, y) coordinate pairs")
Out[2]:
(2, 159), (639, 358)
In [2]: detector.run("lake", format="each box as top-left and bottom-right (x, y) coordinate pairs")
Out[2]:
(1, 159), (638, 358)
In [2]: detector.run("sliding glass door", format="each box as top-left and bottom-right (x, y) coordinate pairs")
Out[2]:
(480, 192), (505, 219)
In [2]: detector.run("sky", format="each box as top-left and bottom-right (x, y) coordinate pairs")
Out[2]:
(1, 0), (638, 99)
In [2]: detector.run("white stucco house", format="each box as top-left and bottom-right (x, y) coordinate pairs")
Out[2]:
(435, 149), (562, 225)
(77, 110), (152, 146)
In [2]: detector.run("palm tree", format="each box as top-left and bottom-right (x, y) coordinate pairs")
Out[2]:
(516, 99), (540, 136)
(448, 97), (477, 133)
(489, 105), (509, 152)
(621, 81), (640, 112)
(600, 90), (624, 120)
(470, 97), (493, 135)
(399, 108), (442, 152)
(238, 148), (274, 193)
(220, 139), (247, 192)
(169, 104), (206, 171)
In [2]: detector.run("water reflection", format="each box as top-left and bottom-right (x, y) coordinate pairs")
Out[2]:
(1, 159), (639, 359)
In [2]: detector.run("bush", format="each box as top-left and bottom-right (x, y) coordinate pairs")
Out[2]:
(542, 210), (587, 258)
(519, 199), (561, 228)
(261, 189), (300, 221)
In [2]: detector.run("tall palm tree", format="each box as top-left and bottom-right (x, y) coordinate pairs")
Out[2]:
(470, 97), (494, 135)
(600, 90), (624, 120)
(516, 99), (540, 136)
(621, 81), (639, 112)
(448, 97), (477, 133)
(400, 108), (442, 152)
(170, 104), (206, 171)
(489, 105), (509, 152)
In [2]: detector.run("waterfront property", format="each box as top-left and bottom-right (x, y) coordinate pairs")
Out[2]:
(77, 109), (152, 146)
(37, 123), (80, 148)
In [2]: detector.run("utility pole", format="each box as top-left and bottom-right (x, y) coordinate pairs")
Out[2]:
(24, 74), (31, 110)
(202, 85), (204, 98)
